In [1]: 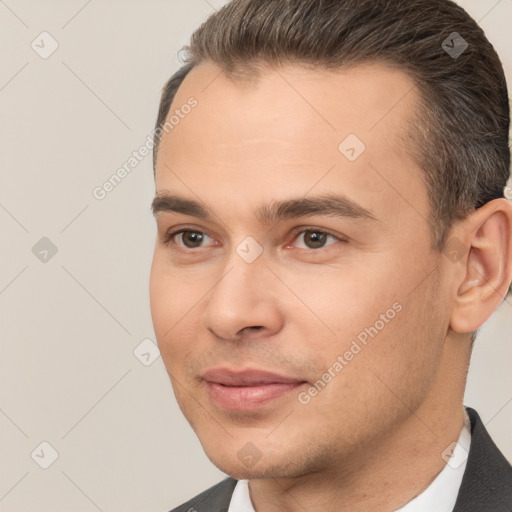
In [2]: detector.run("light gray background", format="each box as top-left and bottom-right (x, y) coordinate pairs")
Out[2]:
(0, 1), (510, 511)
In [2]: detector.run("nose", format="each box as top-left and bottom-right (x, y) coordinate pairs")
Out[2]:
(201, 255), (284, 342)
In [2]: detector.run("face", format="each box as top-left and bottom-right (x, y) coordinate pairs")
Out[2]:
(150, 61), (455, 479)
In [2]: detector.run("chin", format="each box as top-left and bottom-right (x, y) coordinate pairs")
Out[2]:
(203, 447), (317, 481)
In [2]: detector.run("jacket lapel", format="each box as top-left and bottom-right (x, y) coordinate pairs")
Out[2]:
(453, 407), (512, 511)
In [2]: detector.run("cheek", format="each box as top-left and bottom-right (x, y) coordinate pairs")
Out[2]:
(149, 254), (199, 363)
(150, 251), (198, 327)
(278, 259), (399, 341)
(293, 301), (441, 449)
(288, 265), (442, 400)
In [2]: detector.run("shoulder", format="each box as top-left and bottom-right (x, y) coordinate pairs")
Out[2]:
(168, 477), (238, 512)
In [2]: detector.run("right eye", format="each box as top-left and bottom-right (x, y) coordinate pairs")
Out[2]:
(163, 228), (216, 250)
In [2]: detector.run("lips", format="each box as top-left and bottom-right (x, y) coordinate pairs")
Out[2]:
(202, 368), (307, 411)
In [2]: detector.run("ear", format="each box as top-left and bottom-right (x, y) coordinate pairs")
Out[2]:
(449, 198), (512, 334)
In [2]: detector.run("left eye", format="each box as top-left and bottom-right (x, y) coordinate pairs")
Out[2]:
(293, 230), (338, 250)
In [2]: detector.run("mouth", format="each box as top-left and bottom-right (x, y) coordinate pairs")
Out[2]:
(201, 368), (308, 411)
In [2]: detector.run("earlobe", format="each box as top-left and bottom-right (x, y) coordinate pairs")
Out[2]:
(449, 198), (512, 334)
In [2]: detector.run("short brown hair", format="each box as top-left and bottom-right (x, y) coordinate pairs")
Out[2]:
(153, 0), (510, 251)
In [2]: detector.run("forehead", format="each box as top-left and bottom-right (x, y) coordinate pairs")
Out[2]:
(155, 61), (428, 226)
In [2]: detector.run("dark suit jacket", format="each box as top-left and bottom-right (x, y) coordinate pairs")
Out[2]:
(169, 408), (512, 511)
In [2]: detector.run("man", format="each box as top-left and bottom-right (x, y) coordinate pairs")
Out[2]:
(149, 0), (512, 510)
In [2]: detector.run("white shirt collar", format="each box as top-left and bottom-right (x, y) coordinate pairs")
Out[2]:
(228, 479), (255, 512)
(228, 411), (471, 512)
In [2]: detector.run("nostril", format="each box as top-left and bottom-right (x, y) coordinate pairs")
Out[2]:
(237, 326), (263, 336)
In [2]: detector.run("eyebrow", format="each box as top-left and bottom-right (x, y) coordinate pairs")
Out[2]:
(151, 192), (377, 224)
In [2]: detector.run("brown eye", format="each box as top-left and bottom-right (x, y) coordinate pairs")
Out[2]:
(295, 230), (337, 250)
(162, 226), (218, 251)
(178, 231), (207, 248)
(303, 231), (328, 249)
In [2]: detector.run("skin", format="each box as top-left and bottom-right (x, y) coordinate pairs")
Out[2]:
(150, 61), (512, 512)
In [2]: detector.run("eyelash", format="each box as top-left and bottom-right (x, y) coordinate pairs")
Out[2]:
(161, 226), (344, 251)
